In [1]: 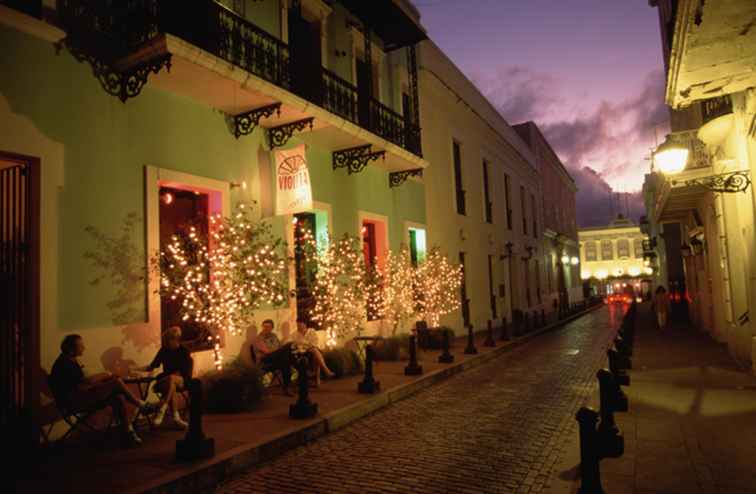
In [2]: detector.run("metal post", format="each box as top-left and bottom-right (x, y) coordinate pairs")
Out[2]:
(484, 320), (496, 347)
(176, 378), (215, 462)
(576, 407), (603, 494)
(438, 329), (454, 363)
(358, 344), (381, 393)
(289, 353), (318, 419)
(464, 324), (478, 354)
(404, 335), (423, 375)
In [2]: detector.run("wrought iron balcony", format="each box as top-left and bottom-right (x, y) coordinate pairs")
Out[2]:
(701, 95), (732, 125)
(54, 0), (423, 157)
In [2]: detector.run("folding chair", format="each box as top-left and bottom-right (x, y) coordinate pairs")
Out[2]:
(47, 375), (116, 444)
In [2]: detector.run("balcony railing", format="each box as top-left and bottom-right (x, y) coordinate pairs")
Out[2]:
(701, 95), (732, 125)
(368, 99), (422, 156)
(321, 68), (358, 124)
(55, 0), (422, 157)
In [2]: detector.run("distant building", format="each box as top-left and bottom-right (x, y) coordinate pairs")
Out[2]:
(579, 216), (651, 297)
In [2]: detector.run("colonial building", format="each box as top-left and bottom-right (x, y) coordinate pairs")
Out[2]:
(513, 121), (581, 316)
(579, 216), (651, 297)
(647, 0), (756, 369)
(1, 0), (429, 433)
(419, 41), (546, 332)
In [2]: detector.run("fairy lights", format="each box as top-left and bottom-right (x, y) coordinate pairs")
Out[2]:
(415, 247), (463, 328)
(155, 202), (289, 369)
(372, 245), (417, 335)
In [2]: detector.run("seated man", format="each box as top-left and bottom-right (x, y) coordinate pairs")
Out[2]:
(290, 317), (334, 387)
(252, 319), (294, 395)
(49, 334), (155, 447)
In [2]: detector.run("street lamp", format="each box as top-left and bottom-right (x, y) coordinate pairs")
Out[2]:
(570, 256), (579, 266)
(654, 134), (689, 175)
(561, 254), (570, 265)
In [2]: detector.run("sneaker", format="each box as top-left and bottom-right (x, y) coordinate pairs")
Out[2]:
(173, 416), (189, 430)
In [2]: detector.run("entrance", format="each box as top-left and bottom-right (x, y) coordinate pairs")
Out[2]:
(1, 152), (39, 449)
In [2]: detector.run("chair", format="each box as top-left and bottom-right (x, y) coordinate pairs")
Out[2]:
(250, 345), (286, 390)
(46, 374), (116, 444)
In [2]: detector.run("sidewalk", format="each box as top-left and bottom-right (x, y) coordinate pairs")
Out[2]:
(559, 303), (756, 494)
(16, 305), (599, 494)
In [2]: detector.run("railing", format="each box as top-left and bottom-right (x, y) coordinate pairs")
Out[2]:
(321, 68), (358, 125)
(368, 99), (422, 156)
(701, 95), (732, 125)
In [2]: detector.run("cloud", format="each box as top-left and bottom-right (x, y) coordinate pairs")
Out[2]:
(472, 67), (669, 227)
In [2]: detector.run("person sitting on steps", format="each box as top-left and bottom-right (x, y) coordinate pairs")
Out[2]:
(49, 334), (157, 448)
(134, 325), (192, 429)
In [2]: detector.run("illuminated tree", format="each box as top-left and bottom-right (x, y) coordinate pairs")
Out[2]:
(156, 203), (289, 368)
(307, 233), (371, 347)
(373, 245), (418, 335)
(415, 247), (463, 327)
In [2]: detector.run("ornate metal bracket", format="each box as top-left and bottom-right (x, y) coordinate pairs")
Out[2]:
(267, 117), (314, 149)
(389, 168), (423, 188)
(55, 38), (171, 103)
(231, 103), (281, 139)
(332, 145), (385, 174)
(671, 170), (751, 193)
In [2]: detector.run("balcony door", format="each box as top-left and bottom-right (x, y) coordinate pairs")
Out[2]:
(289, 9), (322, 103)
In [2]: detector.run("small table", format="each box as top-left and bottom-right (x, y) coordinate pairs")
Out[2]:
(352, 336), (384, 361)
(124, 375), (157, 430)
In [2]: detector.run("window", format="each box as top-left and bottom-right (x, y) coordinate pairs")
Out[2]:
(585, 241), (598, 262)
(453, 141), (465, 215)
(483, 160), (492, 223)
(531, 193), (537, 239)
(488, 255), (497, 319)
(520, 185), (528, 235)
(459, 252), (469, 326)
(601, 240), (614, 260)
(633, 238), (643, 258)
(504, 174), (512, 229)
(617, 239), (630, 258)
(408, 227), (427, 267)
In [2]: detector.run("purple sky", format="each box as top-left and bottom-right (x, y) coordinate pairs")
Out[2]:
(415, 0), (669, 226)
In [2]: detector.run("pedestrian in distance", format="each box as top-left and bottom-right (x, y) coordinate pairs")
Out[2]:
(653, 286), (669, 330)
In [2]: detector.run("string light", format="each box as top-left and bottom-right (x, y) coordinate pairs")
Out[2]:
(415, 247), (463, 327)
(155, 202), (289, 369)
(371, 245), (417, 335)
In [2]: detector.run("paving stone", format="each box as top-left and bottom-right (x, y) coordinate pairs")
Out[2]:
(217, 308), (620, 494)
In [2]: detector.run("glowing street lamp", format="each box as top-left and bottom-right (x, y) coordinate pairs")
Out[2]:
(570, 256), (579, 266)
(654, 134), (689, 175)
(561, 255), (570, 265)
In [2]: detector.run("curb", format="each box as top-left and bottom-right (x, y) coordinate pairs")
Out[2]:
(138, 303), (603, 494)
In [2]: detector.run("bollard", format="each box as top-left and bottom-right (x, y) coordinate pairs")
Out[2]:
(358, 344), (381, 393)
(499, 316), (509, 341)
(438, 329), (455, 363)
(464, 324), (478, 354)
(404, 334), (423, 375)
(607, 346), (632, 371)
(289, 353), (318, 419)
(484, 320), (496, 347)
(596, 369), (626, 462)
(614, 334), (632, 357)
(176, 378), (215, 462)
(576, 407), (603, 494)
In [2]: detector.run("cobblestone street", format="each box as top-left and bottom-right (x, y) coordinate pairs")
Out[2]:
(218, 306), (624, 494)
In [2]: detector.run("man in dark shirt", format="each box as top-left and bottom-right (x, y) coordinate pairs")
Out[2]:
(136, 326), (193, 428)
(252, 319), (294, 395)
(49, 334), (154, 447)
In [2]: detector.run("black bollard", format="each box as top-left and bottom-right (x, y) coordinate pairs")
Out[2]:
(576, 407), (603, 494)
(404, 334), (423, 375)
(358, 344), (381, 394)
(438, 329), (454, 363)
(614, 334), (632, 357)
(499, 316), (509, 341)
(607, 346), (632, 371)
(289, 353), (318, 419)
(464, 324), (478, 354)
(484, 320), (496, 347)
(176, 378), (215, 462)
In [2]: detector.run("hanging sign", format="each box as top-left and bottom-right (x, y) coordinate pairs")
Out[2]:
(275, 144), (312, 215)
